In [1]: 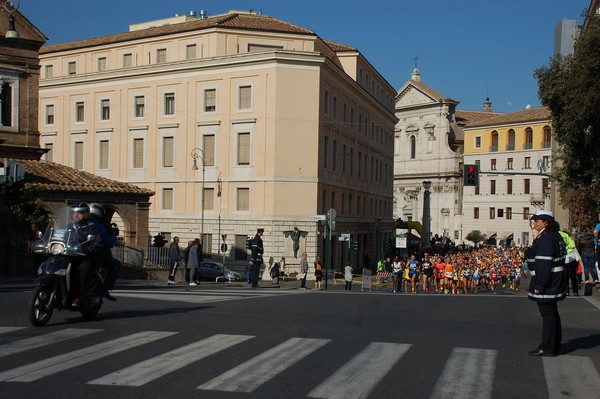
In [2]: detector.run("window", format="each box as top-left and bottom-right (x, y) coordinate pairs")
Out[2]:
(474, 207), (479, 219)
(542, 178), (549, 192)
(324, 137), (329, 169)
(45, 104), (54, 125)
(237, 132), (250, 165)
(491, 159), (496, 170)
(507, 179), (513, 194)
(123, 53), (133, 68)
(543, 126), (552, 148)
(156, 48), (167, 63)
(133, 138), (144, 168)
(322, 190), (327, 213)
(97, 57), (106, 72)
(524, 179), (530, 194)
(162, 188), (174, 210)
(237, 188), (250, 211)
(331, 192), (336, 210)
(75, 101), (84, 123)
(100, 99), (110, 120)
(523, 207), (530, 220)
(68, 61), (76, 75)
(203, 134), (215, 166)
(74, 141), (84, 169)
(507, 129), (515, 150)
(342, 144), (347, 174)
(333, 96), (338, 120)
(524, 128), (533, 149)
(475, 136), (482, 148)
(497, 209), (504, 218)
(44, 143), (53, 162)
(341, 193), (346, 214)
(204, 89), (216, 112)
(324, 90), (329, 115)
(542, 156), (550, 170)
(358, 114), (362, 133)
(507, 158), (513, 170)
(186, 44), (197, 60)
(490, 131), (499, 151)
(410, 135), (416, 159)
(0, 81), (12, 127)
(99, 140), (109, 169)
(238, 85), (252, 110)
(164, 92), (175, 115)
(343, 103), (347, 126)
(332, 140), (337, 171)
(358, 150), (361, 177)
(490, 180), (496, 195)
(475, 185), (480, 195)
(350, 148), (354, 176)
(45, 65), (53, 78)
(134, 96), (145, 118)
(506, 207), (512, 220)
(204, 188), (214, 210)
(350, 108), (354, 130)
(524, 157), (531, 169)
(489, 207), (496, 219)
(163, 137), (174, 168)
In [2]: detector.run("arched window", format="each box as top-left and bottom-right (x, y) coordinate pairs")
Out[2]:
(524, 127), (533, 149)
(410, 135), (416, 159)
(1, 81), (12, 127)
(490, 131), (499, 152)
(543, 126), (551, 148)
(507, 129), (515, 151)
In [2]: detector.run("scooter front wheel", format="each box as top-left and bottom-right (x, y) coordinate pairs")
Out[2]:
(28, 286), (54, 327)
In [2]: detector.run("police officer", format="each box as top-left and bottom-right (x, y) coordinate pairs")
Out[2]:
(526, 210), (567, 357)
(250, 228), (264, 288)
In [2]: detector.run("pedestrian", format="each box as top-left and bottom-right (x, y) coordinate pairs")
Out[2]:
(167, 236), (181, 284)
(577, 228), (598, 283)
(27, 222), (43, 277)
(270, 261), (280, 285)
(299, 251), (308, 289)
(526, 210), (566, 357)
(344, 261), (353, 291)
(187, 238), (201, 285)
(559, 230), (578, 296)
(314, 256), (323, 289)
(250, 228), (264, 288)
(183, 240), (194, 283)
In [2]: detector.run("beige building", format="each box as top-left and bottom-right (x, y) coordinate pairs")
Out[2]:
(37, 10), (397, 271)
(462, 107), (555, 246)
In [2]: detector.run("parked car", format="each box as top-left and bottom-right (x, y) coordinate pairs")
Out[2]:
(195, 261), (243, 282)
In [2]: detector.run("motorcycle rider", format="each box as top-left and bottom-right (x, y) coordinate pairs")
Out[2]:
(69, 202), (104, 307)
(89, 203), (120, 301)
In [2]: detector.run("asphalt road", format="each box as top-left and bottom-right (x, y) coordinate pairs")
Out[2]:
(1, 280), (599, 399)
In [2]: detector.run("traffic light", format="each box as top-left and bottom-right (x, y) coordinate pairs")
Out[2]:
(463, 164), (479, 186)
(152, 234), (166, 247)
(352, 240), (358, 250)
(246, 237), (252, 250)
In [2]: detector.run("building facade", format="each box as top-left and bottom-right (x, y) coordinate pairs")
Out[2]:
(394, 68), (500, 246)
(37, 10), (397, 271)
(462, 107), (553, 247)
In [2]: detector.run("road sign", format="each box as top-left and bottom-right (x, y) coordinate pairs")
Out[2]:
(339, 233), (350, 241)
(309, 214), (326, 221)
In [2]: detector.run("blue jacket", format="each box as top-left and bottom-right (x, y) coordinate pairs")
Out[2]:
(526, 228), (567, 303)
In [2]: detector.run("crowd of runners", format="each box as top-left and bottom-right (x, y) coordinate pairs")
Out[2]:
(376, 246), (527, 294)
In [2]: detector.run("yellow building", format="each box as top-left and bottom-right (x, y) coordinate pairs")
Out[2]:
(462, 107), (556, 246)
(37, 10), (397, 271)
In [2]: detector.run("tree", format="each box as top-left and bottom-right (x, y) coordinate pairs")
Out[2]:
(465, 230), (486, 245)
(534, 17), (600, 225)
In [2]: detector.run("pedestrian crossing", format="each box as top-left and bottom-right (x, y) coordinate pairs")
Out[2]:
(1, 326), (599, 398)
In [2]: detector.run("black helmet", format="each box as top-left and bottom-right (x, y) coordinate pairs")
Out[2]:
(89, 202), (105, 219)
(71, 202), (90, 218)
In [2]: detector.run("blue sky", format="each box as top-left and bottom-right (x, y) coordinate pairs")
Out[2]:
(20, 0), (588, 113)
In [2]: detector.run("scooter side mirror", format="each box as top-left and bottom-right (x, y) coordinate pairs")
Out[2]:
(86, 234), (96, 242)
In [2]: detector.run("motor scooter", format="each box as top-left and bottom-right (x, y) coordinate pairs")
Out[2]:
(28, 214), (104, 327)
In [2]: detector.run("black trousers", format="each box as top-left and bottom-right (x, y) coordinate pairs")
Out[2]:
(565, 261), (578, 294)
(537, 302), (562, 352)
(251, 261), (262, 287)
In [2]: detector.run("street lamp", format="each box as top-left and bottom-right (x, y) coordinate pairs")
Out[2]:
(543, 185), (551, 211)
(191, 148), (205, 245)
(422, 181), (432, 252)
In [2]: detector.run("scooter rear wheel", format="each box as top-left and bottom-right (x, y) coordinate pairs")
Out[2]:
(80, 304), (101, 319)
(28, 286), (54, 327)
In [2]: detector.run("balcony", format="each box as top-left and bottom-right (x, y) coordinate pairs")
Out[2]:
(542, 141), (552, 148)
(530, 193), (545, 205)
(523, 142), (533, 150)
(505, 144), (515, 151)
(489, 145), (498, 152)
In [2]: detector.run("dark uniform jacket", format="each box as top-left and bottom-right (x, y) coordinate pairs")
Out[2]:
(526, 228), (567, 303)
(251, 234), (264, 264)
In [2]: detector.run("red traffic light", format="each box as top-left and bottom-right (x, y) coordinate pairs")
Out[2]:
(468, 167), (475, 173)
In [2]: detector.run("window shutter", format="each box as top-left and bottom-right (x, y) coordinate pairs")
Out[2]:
(99, 140), (109, 169)
(134, 138), (144, 168)
(163, 137), (174, 167)
(203, 134), (215, 166)
(237, 132), (250, 165)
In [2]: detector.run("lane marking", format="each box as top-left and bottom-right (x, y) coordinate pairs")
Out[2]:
(543, 355), (600, 398)
(307, 342), (411, 399)
(0, 331), (177, 382)
(0, 328), (100, 358)
(0, 327), (25, 335)
(198, 337), (331, 392)
(430, 347), (497, 399)
(89, 334), (254, 386)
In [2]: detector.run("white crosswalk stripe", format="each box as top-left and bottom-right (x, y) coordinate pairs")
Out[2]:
(0, 331), (176, 382)
(307, 342), (411, 399)
(543, 355), (600, 398)
(429, 347), (497, 399)
(197, 337), (331, 392)
(88, 334), (254, 387)
(115, 288), (304, 304)
(1, 325), (599, 398)
(0, 328), (100, 358)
